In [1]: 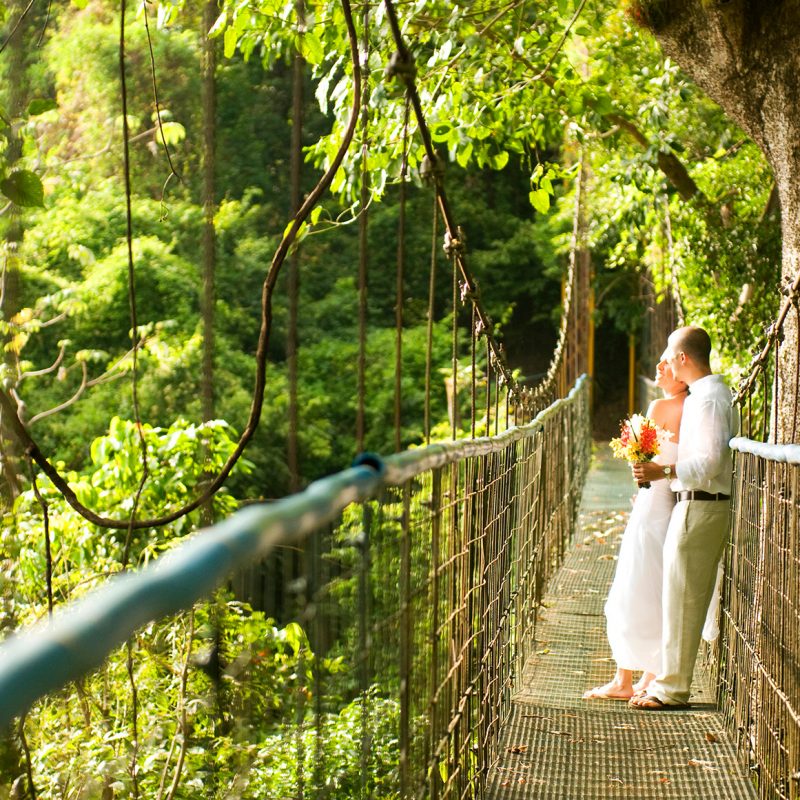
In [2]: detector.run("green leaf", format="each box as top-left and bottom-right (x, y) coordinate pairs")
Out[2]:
(1, 170), (44, 207)
(159, 121), (186, 146)
(299, 32), (324, 65)
(208, 10), (227, 38)
(529, 188), (550, 214)
(224, 26), (238, 59)
(27, 98), (58, 116)
(430, 122), (452, 143)
(489, 151), (509, 170)
(284, 622), (305, 654)
(456, 141), (473, 168)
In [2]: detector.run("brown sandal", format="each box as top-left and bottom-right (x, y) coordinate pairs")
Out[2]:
(628, 693), (689, 711)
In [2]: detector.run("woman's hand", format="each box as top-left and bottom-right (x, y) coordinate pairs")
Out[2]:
(632, 461), (666, 484)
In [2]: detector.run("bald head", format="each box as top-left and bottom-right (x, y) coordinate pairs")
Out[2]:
(670, 326), (711, 370)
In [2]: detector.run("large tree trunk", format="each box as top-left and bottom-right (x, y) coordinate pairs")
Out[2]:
(639, 0), (800, 441)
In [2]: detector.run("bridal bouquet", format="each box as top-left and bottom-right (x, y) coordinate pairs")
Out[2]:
(610, 414), (672, 488)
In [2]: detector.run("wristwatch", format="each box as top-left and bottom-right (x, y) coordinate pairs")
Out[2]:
(663, 465), (673, 477)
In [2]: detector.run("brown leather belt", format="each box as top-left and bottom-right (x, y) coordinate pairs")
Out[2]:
(674, 490), (730, 502)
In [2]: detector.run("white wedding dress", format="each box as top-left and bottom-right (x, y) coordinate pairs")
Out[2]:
(604, 441), (678, 675)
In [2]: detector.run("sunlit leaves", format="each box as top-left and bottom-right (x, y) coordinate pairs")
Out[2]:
(158, 120), (186, 145)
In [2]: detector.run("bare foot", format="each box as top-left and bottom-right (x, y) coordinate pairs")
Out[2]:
(632, 671), (655, 694)
(582, 679), (633, 700)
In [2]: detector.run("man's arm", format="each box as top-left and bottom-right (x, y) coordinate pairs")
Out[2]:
(674, 397), (731, 490)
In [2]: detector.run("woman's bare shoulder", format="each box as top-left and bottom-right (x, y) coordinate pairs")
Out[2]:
(647, 396), (684, 437)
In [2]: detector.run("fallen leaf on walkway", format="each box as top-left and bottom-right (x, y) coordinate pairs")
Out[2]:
(518, 778), (527, 785)
(598, 554), (616, 561)
(688, 759), (717, 770)
(536, 647), (551, 655)
(613, 724), (636, 730)
(507, 744), (528, 754)
(705, 732), (718, 743)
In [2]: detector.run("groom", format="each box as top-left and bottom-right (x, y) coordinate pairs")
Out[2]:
(629, 326), (736, 709)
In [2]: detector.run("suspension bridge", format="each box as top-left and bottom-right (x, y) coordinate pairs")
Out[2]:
(1, 2), (800, 798)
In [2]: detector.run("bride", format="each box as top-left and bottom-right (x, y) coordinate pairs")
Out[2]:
(583, 361), (688, 700)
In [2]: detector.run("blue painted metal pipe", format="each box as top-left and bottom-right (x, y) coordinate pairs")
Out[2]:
(0, 462), (383, 726)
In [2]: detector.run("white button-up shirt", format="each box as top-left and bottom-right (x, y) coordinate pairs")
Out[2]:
(671, 374), (736, 494)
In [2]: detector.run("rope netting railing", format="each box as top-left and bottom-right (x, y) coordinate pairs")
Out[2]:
(0, 376), (590, 798)
(706, 271), (800, 799)
(716, 439), (800, 800)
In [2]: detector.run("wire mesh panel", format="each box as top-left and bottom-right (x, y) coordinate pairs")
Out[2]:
(718, 441), (800, 800)
(0, 378), (590, 798)
(367, 376), (591, 798)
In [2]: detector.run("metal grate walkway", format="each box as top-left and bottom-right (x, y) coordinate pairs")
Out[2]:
(486, 446), (757, 799)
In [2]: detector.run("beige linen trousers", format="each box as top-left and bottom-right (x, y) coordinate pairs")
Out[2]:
(649, 498), (730, 706)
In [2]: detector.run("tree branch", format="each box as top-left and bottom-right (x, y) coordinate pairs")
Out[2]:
(18, 342), (67, 382)
(27, 361), (88, 426)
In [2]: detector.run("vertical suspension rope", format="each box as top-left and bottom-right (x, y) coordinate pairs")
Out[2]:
(394, 97), (410, 453)
(357, 7), (372, 786)
(357, 503), (372, 797)
(451, 251), (459, 440)
(200, 0), (217, 526)
(505, 375), (510, 431)
(356, 2), (370, 454)
(793, 301), (800, 440)
(424, 195), (438, 445)
(28, 465), (53, 616)
(470, 306), (477, 438)
(485, 339), (491, 437)
(119, 5), (143, 794)
(398, 484), (412, 796)
(495, 370), (500, 436)
(772, 338), (779, 443)
(287, 0), (304, 493)
(119, 0), (147, 568)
